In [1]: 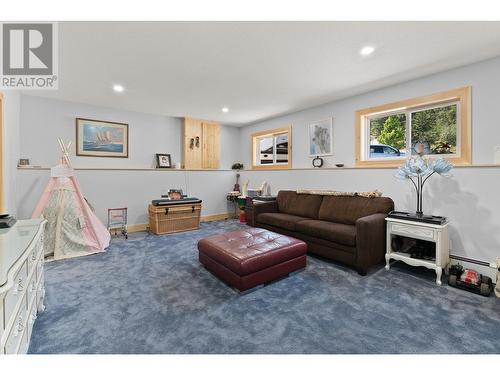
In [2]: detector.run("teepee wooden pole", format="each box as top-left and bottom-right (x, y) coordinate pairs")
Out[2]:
(57, 137), (72, 167)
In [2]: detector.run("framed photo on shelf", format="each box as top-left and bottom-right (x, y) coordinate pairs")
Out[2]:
(76, 118), (129, 158)
(156, 153), (172, 168)
(309, 118), (333, 157)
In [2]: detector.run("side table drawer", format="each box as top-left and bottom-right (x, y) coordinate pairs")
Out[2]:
(390, 223), (435, 241)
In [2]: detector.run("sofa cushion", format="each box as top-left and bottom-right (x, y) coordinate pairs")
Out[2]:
(318, 196), (394, 225)
(257, 213), (307, 231)
(295, 220), (356, 247)
(276, 191), (323, 219)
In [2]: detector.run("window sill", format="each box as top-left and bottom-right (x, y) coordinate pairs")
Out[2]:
(356, 155), (471, 168)
(251, 164), (292, 170)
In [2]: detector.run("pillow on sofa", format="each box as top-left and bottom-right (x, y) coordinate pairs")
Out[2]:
(318, 195), (394, 225)
(296, 189), (383, 198)
(277, 191), (323, 219)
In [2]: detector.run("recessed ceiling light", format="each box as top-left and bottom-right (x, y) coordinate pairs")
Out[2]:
(222, 107), (229, 113)
(113, 84), (124, 93)
(360, 46), (375, 56)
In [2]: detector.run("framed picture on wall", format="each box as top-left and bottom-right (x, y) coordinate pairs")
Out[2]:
(76, 118), (129, 158)
(309, 118), (333, 157)
(156, 153), (172, 168)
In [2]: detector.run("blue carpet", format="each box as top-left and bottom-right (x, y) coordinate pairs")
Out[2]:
(28, 219), (500, 354)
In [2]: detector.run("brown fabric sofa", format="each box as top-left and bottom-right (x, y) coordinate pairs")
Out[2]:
(253, 190), (394, 275)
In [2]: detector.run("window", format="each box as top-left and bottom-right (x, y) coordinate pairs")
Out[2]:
(356, 87), (471, 167)
(252, 127), (292, 169)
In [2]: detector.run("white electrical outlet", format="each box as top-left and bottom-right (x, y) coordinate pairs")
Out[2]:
(494, 146), (500, 164)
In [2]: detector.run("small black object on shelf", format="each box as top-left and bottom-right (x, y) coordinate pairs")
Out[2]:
(387, 211), (447, 225)
(0, 213), (17, 229)
(312, 156), (324, 168)
(231, 163), (244, 170)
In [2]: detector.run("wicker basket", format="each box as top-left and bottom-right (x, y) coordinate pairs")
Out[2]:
(148, 203), (201, 235)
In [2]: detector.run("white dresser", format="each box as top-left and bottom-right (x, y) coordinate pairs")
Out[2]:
(0, 219), (47, 354)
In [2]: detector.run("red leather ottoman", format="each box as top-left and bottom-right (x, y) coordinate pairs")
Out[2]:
(198, 228), (307, 292)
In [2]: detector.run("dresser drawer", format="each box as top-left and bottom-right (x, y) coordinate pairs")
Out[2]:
(4, 301), (27, 354)
(18, 323), (29, 354)
(27, 239), (40, 275)
(390, 223), (435, 241)
(36, 276), (45, 312)
(0, 300), (4, 339)
(27, 299), (38, 346)
(27, 275), (38, 308)
(4, 261), (28, 324)
(36, 257), (44, 283)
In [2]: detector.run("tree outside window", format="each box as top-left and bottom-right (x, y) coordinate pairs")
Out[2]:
(368, 103), (458, 159)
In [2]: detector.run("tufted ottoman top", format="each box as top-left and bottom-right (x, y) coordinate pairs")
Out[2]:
(198, 228), (307, 276)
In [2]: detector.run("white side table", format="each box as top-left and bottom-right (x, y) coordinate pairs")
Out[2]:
(385, 217), (450, 285)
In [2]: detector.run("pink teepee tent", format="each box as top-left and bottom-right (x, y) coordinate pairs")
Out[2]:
(32, 139), (110, 260)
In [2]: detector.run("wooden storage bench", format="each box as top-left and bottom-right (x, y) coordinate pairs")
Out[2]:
(149, 202), (202, 234)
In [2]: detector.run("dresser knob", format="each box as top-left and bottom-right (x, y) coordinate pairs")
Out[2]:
(13, 277), (24, 295)
(14, 317), (24, 337)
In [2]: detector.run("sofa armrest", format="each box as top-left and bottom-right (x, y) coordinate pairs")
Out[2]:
(252, 200), (279, 225)
(355, 213), (388, 275)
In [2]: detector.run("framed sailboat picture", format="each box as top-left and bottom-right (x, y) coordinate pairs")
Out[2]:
(76, 118), (129, 158)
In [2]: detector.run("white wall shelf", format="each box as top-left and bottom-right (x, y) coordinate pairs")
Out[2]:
(243, 164), (500, 171)
(17, 166), (234, 172)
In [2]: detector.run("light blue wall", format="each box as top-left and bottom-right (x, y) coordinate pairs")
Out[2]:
(239, 56), (500, 268)
(239, 56), (500, 168)
(16, 96), (241, 223)
(2, 91), (21, 216)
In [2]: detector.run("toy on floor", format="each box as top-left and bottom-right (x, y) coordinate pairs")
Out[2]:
(107, 207), (128, 239)
(448, 264), (493, 297)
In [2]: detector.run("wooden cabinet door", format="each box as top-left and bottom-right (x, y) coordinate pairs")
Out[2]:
(184, 117), (202, 169)
(202, 121), (220, 169)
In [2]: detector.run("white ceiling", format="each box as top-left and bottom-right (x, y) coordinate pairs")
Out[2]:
(30, 21), (500, 125)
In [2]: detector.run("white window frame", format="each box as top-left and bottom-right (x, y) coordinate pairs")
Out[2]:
(364, 100), (461, 161)
(355, 87), (471, 167)
(251, 127), (292, 170)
